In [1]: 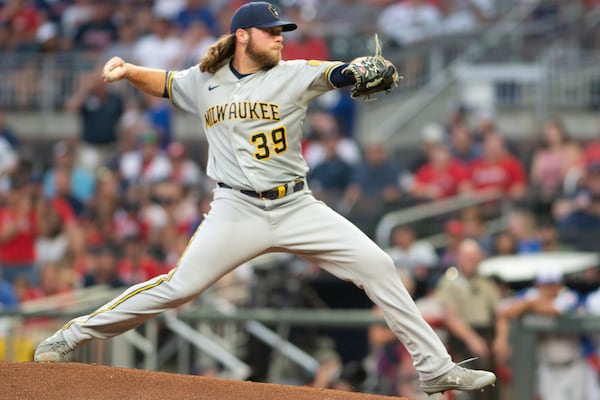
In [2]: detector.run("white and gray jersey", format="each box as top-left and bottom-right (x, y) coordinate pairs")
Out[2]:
(167, 59), (343, 192)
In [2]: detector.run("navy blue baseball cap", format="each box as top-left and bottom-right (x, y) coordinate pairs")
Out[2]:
(230, 2), (297, 33)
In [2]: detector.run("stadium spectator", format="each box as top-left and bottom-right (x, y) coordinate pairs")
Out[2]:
(28, 261), (73, 299)
(377, 0), (442, 46)
(436, 239), (501, 400)
(72, 3), (118, 53)
(529, 117), (582, 218)
(376, 0), (441, 82)
(385, 224), (438, 300)
(493, 266), (584, 400)
(85, 167), (120, 231)
(470, 108), (498, 150)
(448, 121), (482, 164)
(460, 206), (492, 251)
(312, 89), (357, 139)
(141, 93), (173, 149)
(60, 0), (94, 41)
(152, 0), (186, 21)
(173, 20), (216, 69)
(468, 133), (527, 201)
(582, 287), (600, 400)
(102, 18), (138, 62)
(307, 129), (353, 208)
(0, 175), (40, 285)
(537, 218), (573, 252)
(42, 140), (96, 205)
(117, 234), (164, 285)
(118, 129), (172, 187)
(111, 199), (143, 242)
(81, 244), (126, 288)
(439, 218), (466, 268)
(132, 13), (182, 70)
(0, 135), (18, 193)
(166, 141), (206, 189)
(35, 17), (61, 53)
(410, 142), (470, 200)
(65, 69), (124, 172)
(489, 230), (517, 257)
(0, 276), (18, 309)
(557, 160), (600, 251)
(506, 209), (543, 254)
(407, 122), (446, 173)
(341, 140), (404, 237)
(439, 0), (496, 35)
(35, 198), (69, 265)
(303, 112), (361, 169)
(282, 3), (330, 61)
(152, 180), (199, 235)
(0, 0), (43, 52)
(174, 0), (219, 36)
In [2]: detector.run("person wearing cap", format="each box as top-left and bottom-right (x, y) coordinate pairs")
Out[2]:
(493, 265), (585, 400)
(35, 2), (495, 395)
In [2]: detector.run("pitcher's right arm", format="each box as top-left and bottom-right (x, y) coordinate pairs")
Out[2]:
(101, 57), (167, 98)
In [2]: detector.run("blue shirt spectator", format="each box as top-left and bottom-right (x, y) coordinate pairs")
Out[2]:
(175, 0), (219, 35)
(557, 161), (600, 252)
(0, 280), (18, 308)
(42, 141), (96, 203)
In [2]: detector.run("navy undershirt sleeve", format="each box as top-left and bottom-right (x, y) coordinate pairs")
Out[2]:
(162, 71), (171, 98)
(329, 63), (356, 88)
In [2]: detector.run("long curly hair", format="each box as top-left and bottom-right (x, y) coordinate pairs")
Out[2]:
(200, 34), (236, 74)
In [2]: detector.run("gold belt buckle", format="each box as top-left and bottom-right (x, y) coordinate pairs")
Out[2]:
(276, 184), (287, 199)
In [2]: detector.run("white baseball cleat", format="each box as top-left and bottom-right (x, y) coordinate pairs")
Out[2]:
(34, 331), (72, 362)
(420, 364), (496, 394)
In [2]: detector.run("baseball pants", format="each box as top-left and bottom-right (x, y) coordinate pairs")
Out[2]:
(62, 187), (454, 380)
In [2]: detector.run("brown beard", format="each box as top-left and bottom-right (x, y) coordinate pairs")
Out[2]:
(246, 33), (280, 69)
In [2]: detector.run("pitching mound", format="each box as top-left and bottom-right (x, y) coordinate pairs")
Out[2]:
(1, 362), (408, 400)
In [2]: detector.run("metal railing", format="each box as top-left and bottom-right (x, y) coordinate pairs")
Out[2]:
(374, 190), (508, 248)
(0, 300), (385, 377)
(5, 287), (600, 399)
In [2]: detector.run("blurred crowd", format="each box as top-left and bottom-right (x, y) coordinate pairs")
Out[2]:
(2, 1), (600, 399)
(0, 0), (501, 58)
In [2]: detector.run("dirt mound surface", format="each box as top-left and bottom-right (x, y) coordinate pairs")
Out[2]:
(1, 362), (407, 400)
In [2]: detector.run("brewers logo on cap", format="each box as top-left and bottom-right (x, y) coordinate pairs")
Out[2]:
(268, 4), (279, 18)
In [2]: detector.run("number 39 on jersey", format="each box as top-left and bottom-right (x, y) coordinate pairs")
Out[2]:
(250, 126), (288, 160)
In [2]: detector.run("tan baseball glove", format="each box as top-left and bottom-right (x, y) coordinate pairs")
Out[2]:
(342, 34), (401, 101)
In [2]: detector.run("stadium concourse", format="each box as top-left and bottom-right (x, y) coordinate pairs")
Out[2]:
(0, 362), (410, 400)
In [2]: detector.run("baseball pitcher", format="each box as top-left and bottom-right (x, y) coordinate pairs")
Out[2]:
(35, 2), (495, 395)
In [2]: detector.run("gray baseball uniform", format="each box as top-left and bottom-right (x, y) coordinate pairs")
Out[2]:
(59, 59), (453, 380)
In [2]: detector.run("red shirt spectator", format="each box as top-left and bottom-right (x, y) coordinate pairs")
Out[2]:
(118, 235), (165, 284)
(469, 134), (527, 200)
(282, 5), (329, 61)
(0, 187), (37, 265)
(0, 207), (36, 264)
(412, 144), (470, 199)
(118, 256), (163, 285)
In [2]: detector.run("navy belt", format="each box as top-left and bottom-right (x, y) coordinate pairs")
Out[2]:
(218, 179), (305, 200)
